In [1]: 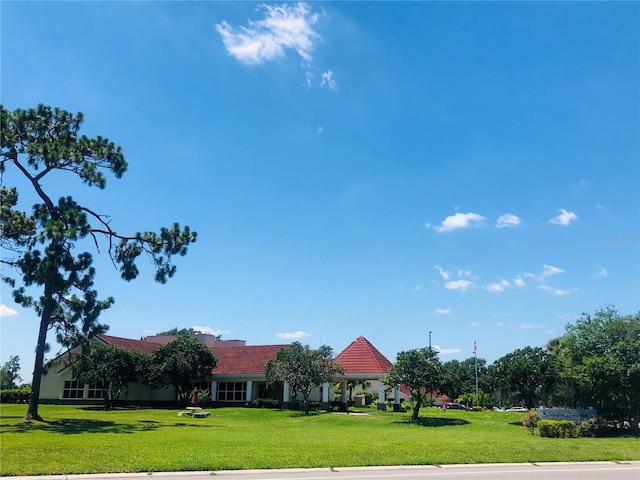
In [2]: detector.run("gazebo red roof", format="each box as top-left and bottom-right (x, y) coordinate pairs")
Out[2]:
(336, 336), (393, 374)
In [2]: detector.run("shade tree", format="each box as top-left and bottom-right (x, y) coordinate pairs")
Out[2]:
(0, 105), (197, 420)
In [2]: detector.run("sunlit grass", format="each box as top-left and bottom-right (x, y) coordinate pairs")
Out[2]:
(1, 404), (638, 475)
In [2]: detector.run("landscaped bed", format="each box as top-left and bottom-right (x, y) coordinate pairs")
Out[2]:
(1, 404), (638, 476)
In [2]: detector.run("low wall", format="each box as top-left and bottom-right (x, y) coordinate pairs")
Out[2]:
(536, 407), (597, 422)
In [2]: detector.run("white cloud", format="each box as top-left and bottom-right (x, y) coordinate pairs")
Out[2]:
(317, 125), (323, 134)
(413, 285), (422, 292)
(427, 212), (486, 232)
(433, 345), (461, 355)
(192, 326), (230, 336)
(445, 280), (474, 291)
(510, 323), (544, 330)
(275, 330), (311, 340)
(470, 322), (480, 327)
(549, 208), (578, 226)
(552, 288), (578, 296)
(320, 70), (337, 90)
(434, 308), (451, 315)
(216, 3), (320, 65)
(0, 304), (18, 317)
(542, 264), (564, 277)
(434, 265), (451, 280)
(514, 277), (526, 288)
(496, 213), (521, 228)
(485, 279), (510, 292)
(496, 321), (504, 327)
(594, 267), (607, 278)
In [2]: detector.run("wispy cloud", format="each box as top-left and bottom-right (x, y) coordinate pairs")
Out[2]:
(193, 326), (230, 336)
(434, 308), (451, 315)
(433, 345), (461, 355)
(434, 265), (451, 280)
(549, 208), (578, 226)
(485, 279), (510, 292)
(594, 267), (607, 278)
(551, 288), (578, 296)
(426, 212), (486, 232)
(445, 279), (474, 291)
(542, 264), (564, 277)
(216, 3), (320, 65)
(0, 305), (18, 318)
(496, 213), (521, 228)
(470, 321), (480, 327)
(320, 70), (337, 90)
(513, 277), (526, 288)
(510, 323), (544, 330)
(276, 330), (311, 340)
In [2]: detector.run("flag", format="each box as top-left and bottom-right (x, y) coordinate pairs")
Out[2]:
(472, 343), (477, 354)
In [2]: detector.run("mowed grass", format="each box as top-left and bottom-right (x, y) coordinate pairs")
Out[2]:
(1, 404), (638, 476)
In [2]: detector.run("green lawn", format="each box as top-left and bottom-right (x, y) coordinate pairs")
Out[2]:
(1, 404), (638, 476)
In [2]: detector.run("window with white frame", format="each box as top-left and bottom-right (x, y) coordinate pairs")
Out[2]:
(217, 381), (247, 402)
(87, 380), (107, 399)
(62, 379), (85, 399)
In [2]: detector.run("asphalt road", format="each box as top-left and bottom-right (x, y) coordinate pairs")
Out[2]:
(8, 462), (640, 480)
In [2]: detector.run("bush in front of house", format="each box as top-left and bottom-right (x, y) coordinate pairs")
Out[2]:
(250, 398), (282, 409)
(0, 385), (31, 403)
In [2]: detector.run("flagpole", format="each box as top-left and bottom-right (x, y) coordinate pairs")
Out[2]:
(474, 342), (478, 406)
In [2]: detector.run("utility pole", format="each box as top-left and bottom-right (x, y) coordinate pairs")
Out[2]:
(473, 341), (479, 407)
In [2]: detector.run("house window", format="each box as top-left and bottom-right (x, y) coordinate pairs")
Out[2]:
(62, 380), (85, 399)
(87, 380), (107, 399)
(217, 381), (246, 402)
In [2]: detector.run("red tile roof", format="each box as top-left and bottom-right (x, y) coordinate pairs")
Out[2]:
(211, 345), (290, 375)
(336, 336), (393, 374)
(97, 334), (159, 355)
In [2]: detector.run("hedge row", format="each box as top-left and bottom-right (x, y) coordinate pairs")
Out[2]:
(0, 387), (31, 404)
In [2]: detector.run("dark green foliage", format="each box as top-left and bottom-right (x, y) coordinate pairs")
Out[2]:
(148, 336), (216, 402)
(72, 343), (150, 410)
(538, 419), (580, 438)
(554, 306), (640, 428)
(264, 342), (343, 415)
(0, 385), (31, 403)
(249, 398), (282, 409)
(442, 357), (490, 402)
(386, 347), (444, 421)
(154, 327), (220, 339)
(0, 105), (197, 420)
(0, 356), (22, 389)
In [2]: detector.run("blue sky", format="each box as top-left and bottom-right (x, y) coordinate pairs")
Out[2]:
(1, 2), (638, 375)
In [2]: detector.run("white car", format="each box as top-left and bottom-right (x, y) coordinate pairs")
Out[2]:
(505, 406), (529, 412)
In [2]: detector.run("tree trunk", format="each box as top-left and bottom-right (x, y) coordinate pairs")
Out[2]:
(412, 397), (423, 422)
(25, 284), (54, 421)
(303, 392), (310, 416)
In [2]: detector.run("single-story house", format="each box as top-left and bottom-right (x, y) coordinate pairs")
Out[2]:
(40, 334), (412, 410)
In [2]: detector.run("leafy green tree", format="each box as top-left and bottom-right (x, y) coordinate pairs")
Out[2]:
(386, 347), (444, 422)
(154, 327), (221, 340)
(555, 306), (640, 427)
(441, 357), (489, 403)
(148, 336), (217, 402)
(488, 346), (550, 408)
(0, 105), (197, 420)
(265, 342), (343, 415)
(0, 355), (22, 389)
(72, 343), (149, 410)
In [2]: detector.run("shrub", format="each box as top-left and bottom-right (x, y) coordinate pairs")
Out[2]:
(0, 386), (31, 403)
(250, 398), (282, 409)
(538, 419), (580, 438)
(522, 411), (539, 435)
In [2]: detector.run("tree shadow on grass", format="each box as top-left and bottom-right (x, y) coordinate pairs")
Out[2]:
(394, 417), (470, 427)
(3, 418), (225, 434)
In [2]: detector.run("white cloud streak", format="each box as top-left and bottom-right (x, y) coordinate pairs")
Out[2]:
(275, 330), (311, 340)
(549, 208), (578, 226)
(594, 267), (607, 278)
(496, 213), (521, 228)
(0, 304), (18, 317)
(434, 308), (451, 315)
(485, 279), (510, 292)
(192, 326), (230, 336)
(320, 70), (337, 90)
(433, 345), (461, 355)
(216, 3), (320, 65)
(445, 280), (474, 291)
(434, 265), (451, 280)
(427, 212), (486, 232)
